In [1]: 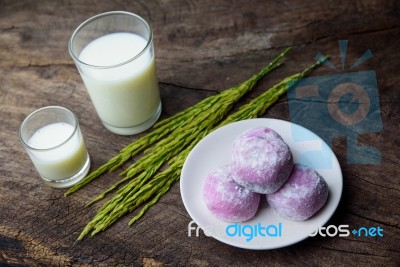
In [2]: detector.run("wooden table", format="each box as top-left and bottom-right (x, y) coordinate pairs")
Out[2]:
(1, 0), (399, 266)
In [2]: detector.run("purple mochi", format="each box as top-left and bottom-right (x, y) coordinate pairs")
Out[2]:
(231, 127), (293, 194)
(203, 164), (260, 222)
(267, 164), (329, 221)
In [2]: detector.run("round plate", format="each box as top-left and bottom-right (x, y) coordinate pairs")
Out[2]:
(180, 118), (343, 250)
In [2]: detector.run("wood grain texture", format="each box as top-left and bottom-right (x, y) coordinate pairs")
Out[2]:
(1, 0), (399, 266)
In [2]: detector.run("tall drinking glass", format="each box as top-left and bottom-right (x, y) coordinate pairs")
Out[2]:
(68, 11), (161, 135)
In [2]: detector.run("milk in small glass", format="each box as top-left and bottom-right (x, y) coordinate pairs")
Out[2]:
(19, 106), (90, 188)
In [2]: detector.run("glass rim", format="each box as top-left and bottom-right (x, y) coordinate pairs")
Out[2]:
(19, 106), (79, 152)
(68, 11), (153, 69)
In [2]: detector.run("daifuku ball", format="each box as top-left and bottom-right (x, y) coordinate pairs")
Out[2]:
(267, 164), (329, 221)
(203, 165), (260, 222)
(231, 127), (293, 194)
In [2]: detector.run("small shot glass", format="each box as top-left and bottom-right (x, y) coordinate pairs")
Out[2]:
(19, 106), (90, 188)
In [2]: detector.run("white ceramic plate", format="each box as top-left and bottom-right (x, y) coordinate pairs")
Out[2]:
(180, 118), (343, 250)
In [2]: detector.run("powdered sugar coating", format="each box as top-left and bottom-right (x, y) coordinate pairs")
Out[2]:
(267, 164), (329, 221)
(203, 164), (260, 222)
(231, 127), (293, 194)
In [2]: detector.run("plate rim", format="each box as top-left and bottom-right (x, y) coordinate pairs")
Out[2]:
(180, 118), (343, 250)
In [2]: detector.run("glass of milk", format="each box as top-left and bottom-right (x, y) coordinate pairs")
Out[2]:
(68, 11), (161, 135)
(19, 106), (91, 188)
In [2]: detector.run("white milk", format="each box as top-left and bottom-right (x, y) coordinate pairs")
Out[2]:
(78, 32), (160, 129)
(28, 123), (88, 180)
